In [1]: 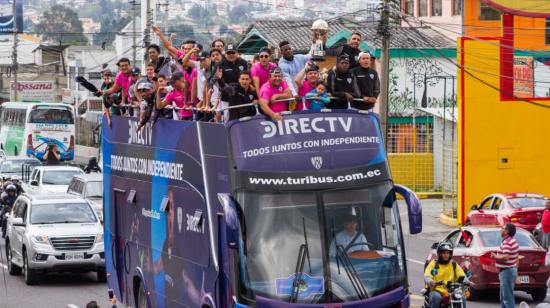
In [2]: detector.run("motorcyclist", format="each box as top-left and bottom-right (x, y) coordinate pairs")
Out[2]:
(0, 184), (18, 236)
(424, 242), (471, 308)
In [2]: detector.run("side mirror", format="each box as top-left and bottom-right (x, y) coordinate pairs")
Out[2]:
(431, 242), (439, 249)
(471, 205), (478, 211)
(12, 217), (25, 227)
(30, 180), (38, 186)
(394, 184), (422, 234)
(217, 193), (240, 250)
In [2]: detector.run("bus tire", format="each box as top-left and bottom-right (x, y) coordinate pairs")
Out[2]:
(137, 281), (148, 308)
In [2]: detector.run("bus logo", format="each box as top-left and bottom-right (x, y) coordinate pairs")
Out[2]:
(186, 210), (204, 233)
(177, 207), (183, 233)
(310, 156), (323, 170)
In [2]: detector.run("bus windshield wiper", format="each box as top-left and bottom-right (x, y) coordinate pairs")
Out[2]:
(336, 244), (369, 299)
(289, 217), (312, 303)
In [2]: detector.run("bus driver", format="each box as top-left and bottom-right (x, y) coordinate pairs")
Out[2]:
(330, 214), (369, 257)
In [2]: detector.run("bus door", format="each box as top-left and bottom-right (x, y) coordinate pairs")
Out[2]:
(112, 189), (128, 303)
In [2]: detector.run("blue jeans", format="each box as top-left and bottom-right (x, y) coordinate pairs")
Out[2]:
(429, 290), (467, 308)
(499, 267), (517, 308)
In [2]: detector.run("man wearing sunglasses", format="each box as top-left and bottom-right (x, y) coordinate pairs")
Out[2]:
(251, 48), (277, 98)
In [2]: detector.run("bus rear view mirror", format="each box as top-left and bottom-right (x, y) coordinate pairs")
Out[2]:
(394, 184), (422, 235)
(217, 193), (240, 250)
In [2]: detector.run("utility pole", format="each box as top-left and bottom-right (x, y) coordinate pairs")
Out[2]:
(378, 0), (391, 148)
(131, 0), (137, 66)
(143, 0), (152, 65)
(12, 0), (18, 101)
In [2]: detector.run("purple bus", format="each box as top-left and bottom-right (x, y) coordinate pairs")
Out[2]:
(103, 110), (422, 308)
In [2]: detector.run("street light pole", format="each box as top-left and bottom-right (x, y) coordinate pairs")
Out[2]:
(131, 0), (137, 66)
(12, 0), (18, 101)
(378, 0), (391, 148)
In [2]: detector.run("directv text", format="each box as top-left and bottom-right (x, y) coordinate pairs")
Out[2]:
(110, 155), (184, 181)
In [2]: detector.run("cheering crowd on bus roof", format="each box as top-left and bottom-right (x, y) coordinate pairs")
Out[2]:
(96, 22), (380, 129)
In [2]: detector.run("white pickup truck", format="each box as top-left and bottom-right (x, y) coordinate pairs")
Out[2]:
(23, 165), (84, 194)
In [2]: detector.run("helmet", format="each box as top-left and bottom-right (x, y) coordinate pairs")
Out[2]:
(311, 19), (329, 31)
(436, 241), (453, 264)
(6, 184), (16, 193)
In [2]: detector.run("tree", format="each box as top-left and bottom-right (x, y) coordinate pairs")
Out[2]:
(93, 16), (132, 46)
(228, 5), (250, 24)
(188, 4), (209, 21)
(37, 5), (88, 45)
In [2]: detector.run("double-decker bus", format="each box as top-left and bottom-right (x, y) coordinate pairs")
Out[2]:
(0, 102), (76, 161)
(103, 110), (422, 308)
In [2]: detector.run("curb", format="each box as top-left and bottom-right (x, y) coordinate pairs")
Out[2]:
(416, 192), (444, 199)
(439, 213), (459, 227)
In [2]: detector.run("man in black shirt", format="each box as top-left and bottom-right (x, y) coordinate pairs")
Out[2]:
(350, 52), (380, 110)
(219, 71), (258, 121)
(218, 44), (249, 121)
(43, 143), (61, 165)
(326, 55), (361, 109)
(326, 32), (362, 69)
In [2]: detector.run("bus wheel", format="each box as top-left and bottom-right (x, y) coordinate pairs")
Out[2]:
(137, 282), (148, 308)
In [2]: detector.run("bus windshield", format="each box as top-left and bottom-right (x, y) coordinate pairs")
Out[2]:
(236, 182), (405, 304)
(0, 160), (40, 174)
(31, 202), (97, 224)
(42, 170), (82, 185)
(29, 106), (74, 124)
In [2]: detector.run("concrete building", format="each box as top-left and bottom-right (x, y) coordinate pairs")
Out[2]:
(401, 0), (463, 41)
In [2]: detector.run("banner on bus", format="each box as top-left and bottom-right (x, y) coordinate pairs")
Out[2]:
(10, 81), (56, 102)
(228, 112), (387, 172)
(0, 1), (23, 34)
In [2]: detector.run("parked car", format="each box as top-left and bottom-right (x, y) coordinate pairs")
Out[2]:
(466, 193), (547, 231)
(0, 156), (41, 181)
(67, 173), (103, 222)
(22, 165), (84, 193)
(4, 193), (105, 285)
(425, 226), (549, 301)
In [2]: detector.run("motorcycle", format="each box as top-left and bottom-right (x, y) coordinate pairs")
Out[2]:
(422, 279), (471, 308)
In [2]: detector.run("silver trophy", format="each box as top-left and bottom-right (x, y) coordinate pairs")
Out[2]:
(311, 19), (329, 61)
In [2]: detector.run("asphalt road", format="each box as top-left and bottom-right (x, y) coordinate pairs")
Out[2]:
(0, 238), (111, 308)
(400, 200), (549, 308)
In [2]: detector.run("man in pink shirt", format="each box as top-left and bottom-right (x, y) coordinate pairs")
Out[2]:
(251, 47), (277, 97)
(295, 61), (321, 110)
(259, 67), (293, 122)
(99, 58), (133, 105)
(162, 72), (193, 120)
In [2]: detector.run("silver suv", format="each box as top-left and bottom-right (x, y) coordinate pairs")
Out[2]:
(5, 193), (105, 285)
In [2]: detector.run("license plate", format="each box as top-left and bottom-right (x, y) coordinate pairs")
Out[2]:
(65, 252), (84, 261)
(518, 276), (530, 284)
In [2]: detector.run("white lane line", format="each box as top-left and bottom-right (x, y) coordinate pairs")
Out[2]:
(407, 258), (425, 265)
(67, 304), (80, 308)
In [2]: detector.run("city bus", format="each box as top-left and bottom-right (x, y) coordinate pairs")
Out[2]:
(103, 110), (422, 308)
(0, 102), (76, 161)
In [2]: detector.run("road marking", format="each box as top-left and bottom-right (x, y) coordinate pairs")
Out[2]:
(407, 258), (425, 265)
(67, 304), (80, 308)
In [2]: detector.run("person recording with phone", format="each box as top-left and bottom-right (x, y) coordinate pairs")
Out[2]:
(43, 143), (61, 165)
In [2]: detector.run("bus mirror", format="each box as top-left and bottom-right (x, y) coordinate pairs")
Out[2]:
(394, 184), (422, 235)
(30, 180), (38, 186)
(217, 193), (240, 250)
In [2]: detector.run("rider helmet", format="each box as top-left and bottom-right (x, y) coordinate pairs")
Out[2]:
(436, 241), (454, 264)
(6, 184), (16, 193)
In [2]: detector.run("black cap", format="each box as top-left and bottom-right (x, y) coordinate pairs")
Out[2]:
(198, 51), (210, 60)
(131, 67), (141, 75)
(338, 54), (350, 63)
(226, 44), (237, 53)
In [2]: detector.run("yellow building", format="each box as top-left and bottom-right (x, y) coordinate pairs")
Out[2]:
(456, 0), (550, 224)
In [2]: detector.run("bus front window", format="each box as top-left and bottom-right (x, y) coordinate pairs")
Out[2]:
(29, 107), (74, 124)
(236, 182), (406, 304)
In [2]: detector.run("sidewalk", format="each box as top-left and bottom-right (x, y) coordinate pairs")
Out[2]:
(74, 145), (99, 166)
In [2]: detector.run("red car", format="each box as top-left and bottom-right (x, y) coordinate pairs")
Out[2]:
(466, 193), (547, 231)
(425, 226), (549, 301)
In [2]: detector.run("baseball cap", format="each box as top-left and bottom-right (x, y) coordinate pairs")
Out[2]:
(131, 67), (141, 75)
(226, 44), (237, 53)
(338, 54), (350, 63)
(198, 51), (210, 60)
(101, 69), (113, 76)
(137, 81), (154, 90)
(269, 67), (282, 75)
(306, 62), (319, 73)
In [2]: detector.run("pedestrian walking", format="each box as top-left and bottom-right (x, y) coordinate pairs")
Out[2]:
(540, 199), (550, 250)
(491, 223), (519, 308)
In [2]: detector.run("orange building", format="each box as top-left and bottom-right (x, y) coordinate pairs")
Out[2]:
(454, 0), (550, 225)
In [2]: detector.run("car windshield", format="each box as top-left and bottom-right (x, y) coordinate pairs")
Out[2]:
(31, 202), (97, 224)
(508, 197), (547, 208)
(236, 182), (405, 304)
(85, 181), (103, 198)
(479, 230), (538, 248)
(29, 107), (74, 124)
(0, 160), (40, 174)
(42, 170), (82, 185)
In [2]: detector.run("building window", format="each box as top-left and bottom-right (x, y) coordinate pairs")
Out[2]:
(405, 0), (415, 15)
(431, 0), (442, 16)
(479, 0), (501, 21)
(452, 0), (463, 16)
(546, 18), (550, 45)
(419, 0), (428, 16)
